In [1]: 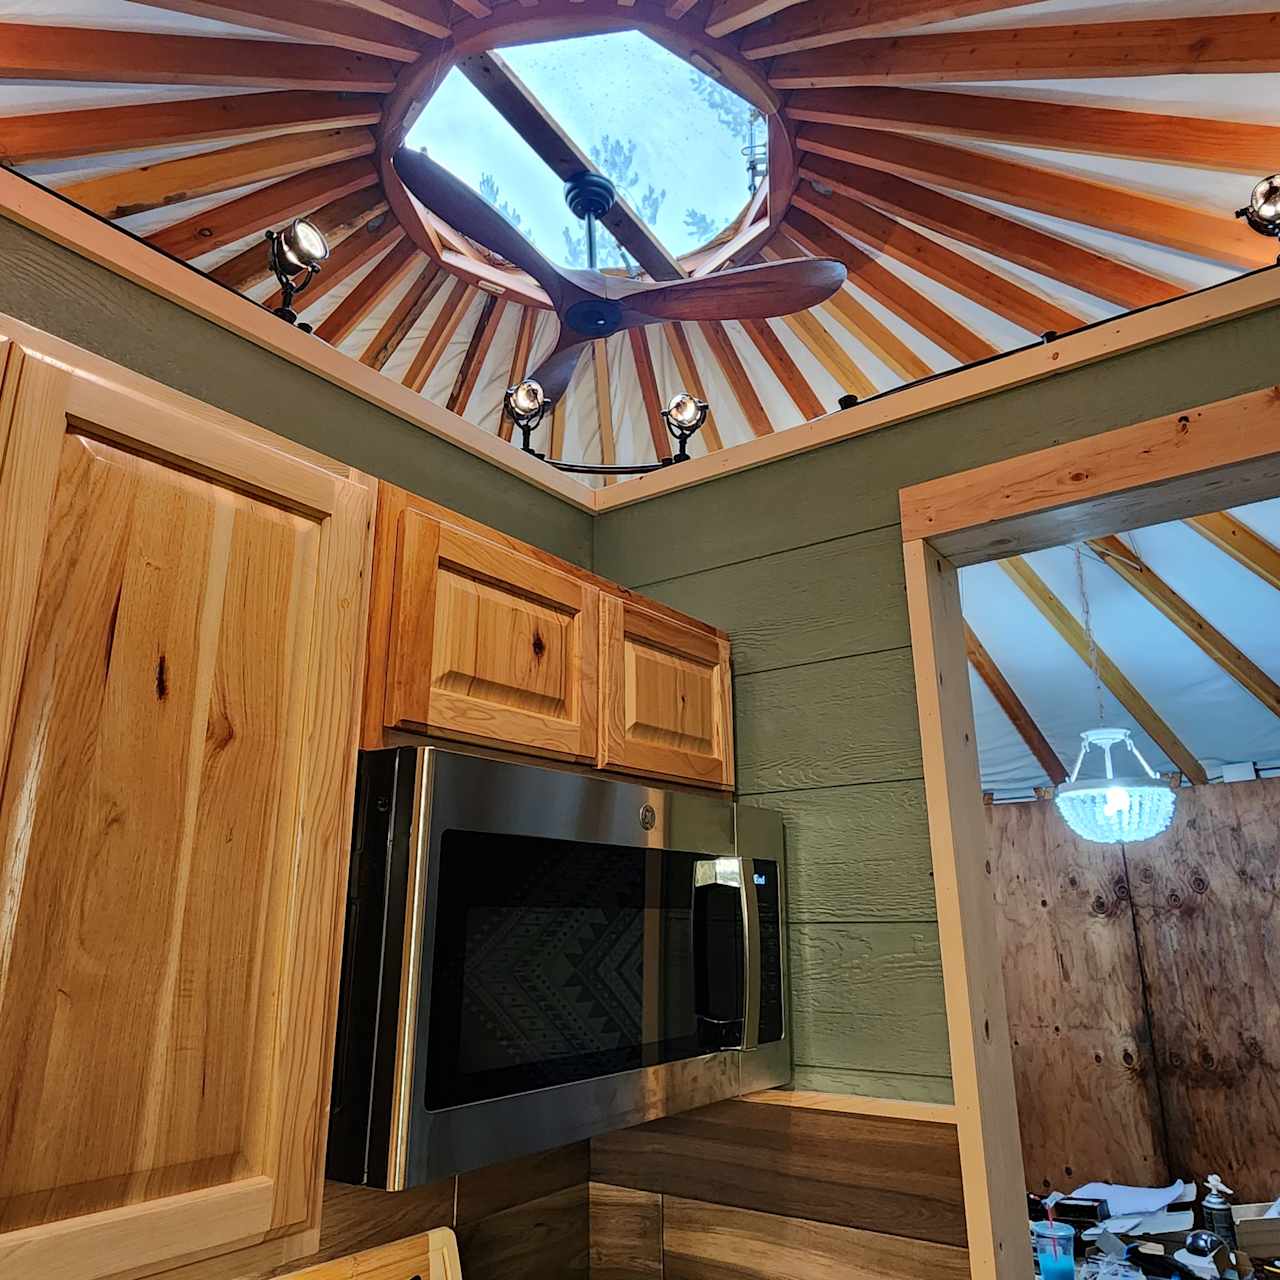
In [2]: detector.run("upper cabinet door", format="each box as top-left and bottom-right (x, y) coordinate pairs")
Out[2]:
(0, 342), (371, 1280)
(384, 508), (599, 762)
(599, 595), (735, 790)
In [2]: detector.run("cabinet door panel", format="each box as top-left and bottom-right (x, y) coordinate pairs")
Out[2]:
(386, 511), (598, 761)
(0, 344), (370, 1278)
(600, 597), (734, 789)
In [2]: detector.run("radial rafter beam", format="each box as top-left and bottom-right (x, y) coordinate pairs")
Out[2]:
(706, 0), (806, 39)
(1089, 535), (1280, 721)
(965, 623), (1068, 785)
(0, 90), (380, 165)
(766, 234), (933, 382)
(498, 308), (540, 440)
(592, 339), (619, 479)
(456, 51), (684, 281)
(59, 127), (375, 221)
(209, 184), (388, 291)
(1001, 555), (1208, 786)
(404, 280), (476, 393)
(738, 318), (825, 420)
(0, 23), (397, 90)
(628, 328), (674, 462)
(149, 156), (378, 261)
(742, 0), (1044, 58)
(779, 309), (875, 400)
(785, 86), (1280, 177)
(665, 325), (725, 452)
(793, 184), (1085, 337)
(785, 208), (997, 364)
(335, 0), (451, 37)
(698, 320), (773, 438)
(1186, 513), (1280, 593)
(800, 154), (1179, 312)
(122, 0), (422, 61)
(316, 238), (423, 346)
(766, 12), (1280, 85)
(797, 124), (1272, 272)
(361, 266), (445, 370)
(448, 295), (509, 416)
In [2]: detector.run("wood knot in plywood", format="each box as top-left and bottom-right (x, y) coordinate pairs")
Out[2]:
(531, 630), (546, 659)
(155, 654), (168, 701)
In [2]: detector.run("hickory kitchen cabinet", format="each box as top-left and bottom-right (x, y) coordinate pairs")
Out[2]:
(363, 483), (735, 788)
(0, 331), (373, 1280)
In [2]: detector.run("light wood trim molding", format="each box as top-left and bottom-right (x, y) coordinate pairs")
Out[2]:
(0, 1179), (273, 1279)
(898, 385), (1280, 564)
(904, 539), (1029, 1280)
(598, 269), (1280, 510)
(742, 1089), (959, 1127)
(0, 168), (594, 509)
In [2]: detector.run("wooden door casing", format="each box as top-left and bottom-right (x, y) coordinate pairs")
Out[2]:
(0, 343), (372, 1280)
(599, 596), (734, 789)
(385, 508), (599, 762)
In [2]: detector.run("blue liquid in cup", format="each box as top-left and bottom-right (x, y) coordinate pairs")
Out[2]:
(1038, 1250), (1075, 1280)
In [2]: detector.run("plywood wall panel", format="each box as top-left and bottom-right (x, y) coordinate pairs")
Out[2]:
(734, 648), (922, 794)
(988, 799), (1168, 1193)
(1127, 780), (1280, 1202)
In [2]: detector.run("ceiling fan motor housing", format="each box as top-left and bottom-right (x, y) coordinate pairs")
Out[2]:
(564, 171), (618, 221)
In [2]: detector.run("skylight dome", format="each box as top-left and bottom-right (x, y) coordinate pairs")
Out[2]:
(407, 31), (766, 270)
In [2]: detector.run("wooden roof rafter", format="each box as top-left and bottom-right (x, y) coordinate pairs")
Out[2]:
(1186, 513), (1280, 593)
(316, 237), (424, 345)
(448, 293), (509, 415)
(361, 264), (446, 370)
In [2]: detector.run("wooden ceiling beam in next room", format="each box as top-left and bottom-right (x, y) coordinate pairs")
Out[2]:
(149, 158), (380, 261)
(123, 0), (426, 61)
(1186, 512), (1280, 593)
(793, 185), (1086, 338)
(740, 0), (1044, 58)
(0, 91), (382, 166)
(0, 23), (399, 91)
(964, 623), (1067, 785)
(208, 185), (389, 290)
(799, 156), (1180, 312)
(766, 12), (1280, 86)
(1088, 535), (1280, 721)
(58, 127), (376, 222)
(796, 124), (1274, 271)
(785, 86), (1280, 177)
(1000, 556), (1209, 786)
(785, 208), (999, 365)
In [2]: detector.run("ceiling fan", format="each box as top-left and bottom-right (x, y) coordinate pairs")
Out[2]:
(394, 148), (848, 403)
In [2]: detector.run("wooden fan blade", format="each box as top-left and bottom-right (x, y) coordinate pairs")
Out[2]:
(394, 147), (566, 304)
(622, 257), (846, 323)
(528, 335), (589, 404)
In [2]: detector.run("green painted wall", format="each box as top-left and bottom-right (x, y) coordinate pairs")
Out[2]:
(0, 214), (592, 566)
(595, 302), (1280, 1102)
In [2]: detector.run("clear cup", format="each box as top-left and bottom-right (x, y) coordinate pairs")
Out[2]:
(1033, 1220), (1076, 1280)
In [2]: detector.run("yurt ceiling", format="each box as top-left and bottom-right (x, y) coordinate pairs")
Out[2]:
(963, 497), (1280, 799)
(4, 0), (1280, 480)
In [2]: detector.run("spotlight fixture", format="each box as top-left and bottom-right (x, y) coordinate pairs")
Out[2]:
(662, 391), (709, 462)
(266, 217), (330, 331)
(1238, 175), (1280, 259)
(503, 379), (551, 455)
(507, 379), (709, 476)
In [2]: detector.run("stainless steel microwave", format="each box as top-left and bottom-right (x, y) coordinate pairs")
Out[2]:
(327, 747), (789, 1188)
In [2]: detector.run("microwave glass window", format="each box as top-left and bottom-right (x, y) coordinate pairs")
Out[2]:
(425, 832), (744, 1108)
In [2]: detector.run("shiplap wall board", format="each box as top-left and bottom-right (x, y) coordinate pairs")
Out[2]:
(596, 300), (1280, 1102)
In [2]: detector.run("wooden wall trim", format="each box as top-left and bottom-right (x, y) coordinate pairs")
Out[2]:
(0, 169), (594, 510)
(595, 267), (1280, 511)
(898, 384), (1280, 563)
(743, 1087), (957, 1126)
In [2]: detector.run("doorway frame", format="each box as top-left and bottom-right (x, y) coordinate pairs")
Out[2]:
(897, 385), (1280, 1280)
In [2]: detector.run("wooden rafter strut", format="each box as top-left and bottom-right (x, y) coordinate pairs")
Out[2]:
(964, 623), (1067, 785)
(1000, 556), (1208, 786)
(1089, 535), (1280, 721)
(1185, 513), (1280, 593)
(456, 51), (684, 281)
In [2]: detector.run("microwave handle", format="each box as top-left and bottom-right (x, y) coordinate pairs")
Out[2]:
(740, 859), (762, 1051)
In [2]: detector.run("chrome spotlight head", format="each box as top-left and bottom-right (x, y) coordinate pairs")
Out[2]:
(266, 217), (330, 330)
(1239, 174), (1280, 237)
(508, 379), (546, 418)
(662, 390), (709, 463)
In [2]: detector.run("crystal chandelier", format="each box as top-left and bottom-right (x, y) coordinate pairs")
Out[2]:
(1053, 546), (1178, 844)
(1055, 728), (1176, 844)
